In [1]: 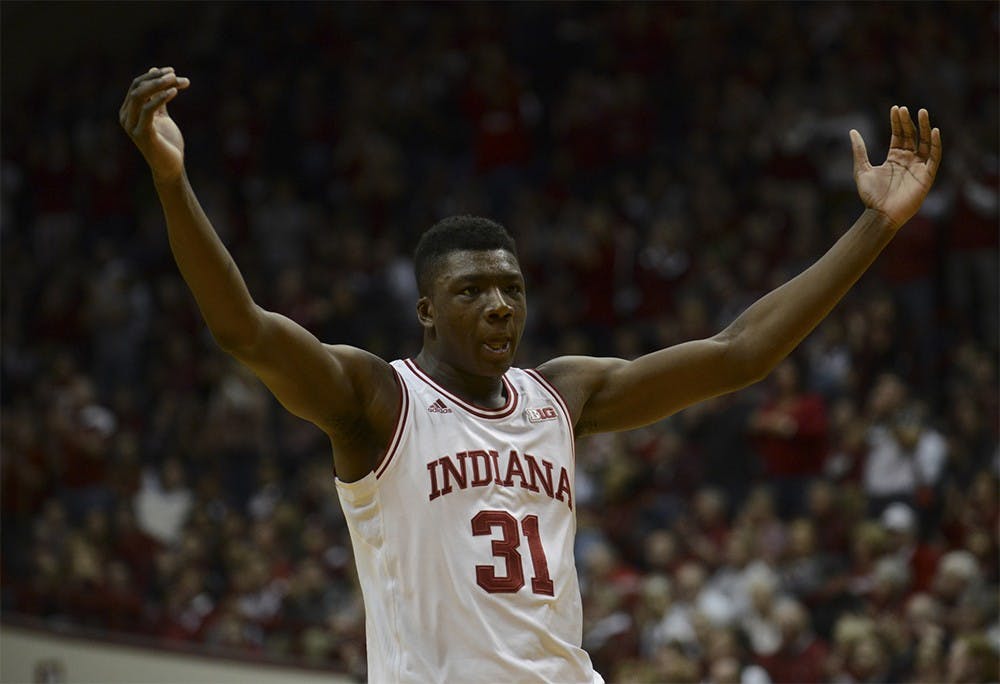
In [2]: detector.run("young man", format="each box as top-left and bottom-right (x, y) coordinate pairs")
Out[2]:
(120, 66), (941, 682)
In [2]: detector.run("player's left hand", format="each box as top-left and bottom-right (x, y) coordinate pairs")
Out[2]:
(850, 106), (942, 229)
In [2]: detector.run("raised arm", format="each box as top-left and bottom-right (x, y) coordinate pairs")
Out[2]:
(540, 106), (942, 436)
(119, 67), (398, 480)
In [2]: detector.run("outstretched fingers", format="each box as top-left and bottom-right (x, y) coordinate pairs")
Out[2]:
(889, 105), (902, 151)
(912, 108), (942, 181)
(917, 109), (932, 158)
(926, 125), (942, 181)
(897, 106), (917, 152)
(849, 129), (871, 179)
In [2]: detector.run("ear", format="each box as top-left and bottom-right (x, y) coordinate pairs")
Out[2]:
(416, 296), (434, 331)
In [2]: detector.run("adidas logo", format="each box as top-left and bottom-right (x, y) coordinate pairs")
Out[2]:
(427, 399), (452, 414)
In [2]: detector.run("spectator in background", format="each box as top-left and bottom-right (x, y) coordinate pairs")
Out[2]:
(754, 597), (829, 684)
(736, 486), (788, 566)
(47, 367), (118, 518)
(776, 518), (842, 635)
(157, 566), (215, 643)
(909, 631), (948, 684)
(844, 521), (888, 602)
(840, 634), (894, 684)
(98, 560), (145, 632)
(740, 564), (785, 658)
(704, 530), (760, 625)
(862, 373), (948, 516)
(702, 626), (772, 684)
(945, 141), (999, 347)
(945, 633), (1000, 684)
(879, 501), (942, 593)
(931, 551), (985, 631)
(134, 457), (193, 547)
(678, 486), (731, 568)
(805, 479), (851, 557)
(748, 357), (829, 518)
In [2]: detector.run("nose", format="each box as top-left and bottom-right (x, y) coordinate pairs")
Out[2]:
(485, 287), (513, 320)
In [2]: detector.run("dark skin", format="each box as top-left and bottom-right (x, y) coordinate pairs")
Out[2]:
(414, 249), (527, 409)
(121, 67), (941, 483)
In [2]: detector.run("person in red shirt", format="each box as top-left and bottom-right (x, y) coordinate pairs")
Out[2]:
(880, 501), (942, 594)
(748, 356), (829, 517)
(754, 597), (830, 684)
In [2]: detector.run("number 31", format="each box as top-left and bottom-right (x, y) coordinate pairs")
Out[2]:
(471, 510), (554, 596)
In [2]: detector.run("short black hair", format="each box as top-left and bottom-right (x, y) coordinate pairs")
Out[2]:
(413, 215), (518, 295)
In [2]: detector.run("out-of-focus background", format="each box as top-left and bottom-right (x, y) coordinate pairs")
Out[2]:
(2, 3), (997, 683)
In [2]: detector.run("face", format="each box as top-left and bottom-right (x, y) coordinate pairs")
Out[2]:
(418, 249), (526, 377)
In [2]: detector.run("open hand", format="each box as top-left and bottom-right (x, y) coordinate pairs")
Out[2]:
(850, 106), (942, 229)
(119, 67), (191, 184)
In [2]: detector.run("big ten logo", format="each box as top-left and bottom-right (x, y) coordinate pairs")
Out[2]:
(525, 406), (558, 423)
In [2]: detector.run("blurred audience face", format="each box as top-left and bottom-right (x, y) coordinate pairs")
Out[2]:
(708, 656), (741, 684)
(643, 530), (679, 572)
(773, 598), (809, 646)
(867, 373), (907, 419)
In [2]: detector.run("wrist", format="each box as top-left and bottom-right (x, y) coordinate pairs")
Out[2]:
(152, 168), (187, 190)
(861, 207), (902, 234)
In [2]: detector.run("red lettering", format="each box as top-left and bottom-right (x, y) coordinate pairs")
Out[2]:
(489, 450), (502, 484)
(523, 454), (553, 497)
(470, 510), (554, 597)
(521, 515), (554, 596)
(471, 510), (524, 593)
(427, 460), (442, 501)
(555, 467), (573, 510)
(469, 450), (493, 487)
(503, 450), (526, 488)
(439, 454), (467, 495)
(429, 449), (572, 512)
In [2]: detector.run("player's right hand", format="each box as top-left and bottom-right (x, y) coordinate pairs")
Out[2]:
(119, 66), (191, 184)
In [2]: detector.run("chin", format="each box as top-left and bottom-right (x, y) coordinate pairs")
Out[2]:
(471, 359), (512, 378)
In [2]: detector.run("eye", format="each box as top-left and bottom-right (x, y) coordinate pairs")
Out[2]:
(460, 286), (480, 297)
(504, 284), (524, 297)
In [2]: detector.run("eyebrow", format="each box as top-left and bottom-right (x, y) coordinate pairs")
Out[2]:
(449, 266), (524, 281)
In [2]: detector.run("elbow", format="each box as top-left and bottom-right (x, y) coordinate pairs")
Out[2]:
(213, 330), (251, 355)
(716, 329), (772, 390)
(213, 328), (260, 358)
(210, 309), (264, 357)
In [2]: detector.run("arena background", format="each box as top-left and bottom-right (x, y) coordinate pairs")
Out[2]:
(1, 3), (997, 683)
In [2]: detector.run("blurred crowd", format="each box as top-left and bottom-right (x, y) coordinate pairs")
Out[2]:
(2, 3), (998, 683)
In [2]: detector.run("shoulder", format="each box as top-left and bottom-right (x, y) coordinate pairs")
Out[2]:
(533, 355), (627, 432)
(323, 344), (398, 385)
(534, 355), (623, 385)
(321, 344), (400, 429)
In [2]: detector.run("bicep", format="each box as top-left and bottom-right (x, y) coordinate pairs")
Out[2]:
(573, 334), (758, 435)
(223, 308), (394, 433)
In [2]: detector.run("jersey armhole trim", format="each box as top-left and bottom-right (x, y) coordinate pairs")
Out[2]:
(375, 366), (409, 479)
(524, 368), (576, 464)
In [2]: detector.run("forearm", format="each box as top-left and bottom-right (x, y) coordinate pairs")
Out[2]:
(724, 208), (896, 379)
(155, 171), (260, 348)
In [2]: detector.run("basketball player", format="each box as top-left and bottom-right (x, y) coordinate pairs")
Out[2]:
(120, 66), (941, 682)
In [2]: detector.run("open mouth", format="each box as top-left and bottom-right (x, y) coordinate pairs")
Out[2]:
(483, 340), (511, 354)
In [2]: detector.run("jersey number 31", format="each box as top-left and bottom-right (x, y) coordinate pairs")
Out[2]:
(471, 510), (554, 596)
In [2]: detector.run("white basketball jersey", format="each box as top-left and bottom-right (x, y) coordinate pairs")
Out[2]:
(336, 359), (603, 684)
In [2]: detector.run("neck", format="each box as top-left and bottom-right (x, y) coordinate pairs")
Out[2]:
(414, 350), (508, 409)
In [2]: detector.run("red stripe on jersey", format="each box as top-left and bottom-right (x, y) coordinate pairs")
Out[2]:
(524, 368), (576, 464)
(375, 367), (409, 479)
